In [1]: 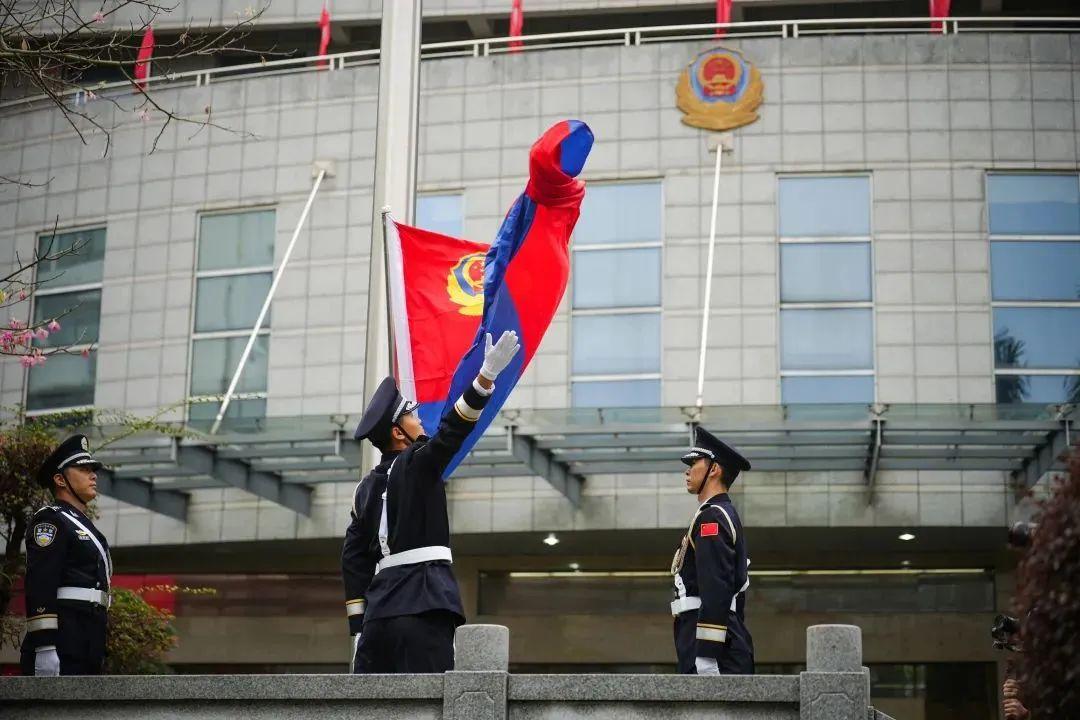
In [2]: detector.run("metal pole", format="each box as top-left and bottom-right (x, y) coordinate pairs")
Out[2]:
(210, 169), (327, 434)
(695, 144), (724, 408)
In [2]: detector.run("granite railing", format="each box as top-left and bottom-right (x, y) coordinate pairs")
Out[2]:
(0, 624), (897, 720)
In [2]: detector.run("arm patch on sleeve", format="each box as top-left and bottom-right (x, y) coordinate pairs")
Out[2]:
(699, 522), (719, 537)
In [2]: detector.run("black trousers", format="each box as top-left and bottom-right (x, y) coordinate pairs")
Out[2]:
(352, 609), (457, 674)
(673, 611), (754, 675)
(20, 605), (107, 676)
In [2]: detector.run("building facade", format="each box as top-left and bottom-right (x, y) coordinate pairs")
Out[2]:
(2, 7), (1079, 719)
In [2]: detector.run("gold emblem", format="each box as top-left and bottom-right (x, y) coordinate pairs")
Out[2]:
(446, 252), (485, 316)
(676, 47), (763, 131)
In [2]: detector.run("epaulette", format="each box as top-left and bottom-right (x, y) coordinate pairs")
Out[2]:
(33, 504), (61, 516)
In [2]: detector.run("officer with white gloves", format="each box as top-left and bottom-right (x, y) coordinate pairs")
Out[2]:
(21, 435), (112, 676)
(343, 330), (520, 673)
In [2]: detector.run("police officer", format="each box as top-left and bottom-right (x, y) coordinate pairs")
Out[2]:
(670, 426), (754, 675)
(21, 434), (112, 676)
(342, 330), (520, 673)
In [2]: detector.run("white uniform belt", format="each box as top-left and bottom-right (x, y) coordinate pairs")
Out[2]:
(376, 546), (452, 574)
(671, 596), (702, 616)
(57, 587), (110, 607)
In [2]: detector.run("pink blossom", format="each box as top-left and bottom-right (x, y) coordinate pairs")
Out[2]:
(18, 290), (26, 300)
(0, 331), (12, 347)
(136, 107), (151, 122)
(87, 90), (97, 101)
(81, 348), (90, 359)
(34, 353), (47, 366)
(92, 11), (105, 23)
(47, 319), (61, 332)
(16, 331), (32, 346)
(19, 355), (33, 368)
(9, 318), (23, 329)
(35, 328), (49, 340)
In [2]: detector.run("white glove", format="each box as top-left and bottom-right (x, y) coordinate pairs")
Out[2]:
(479, 330), (520, 381)
(35, 646), (60, 676)
(695, 656), (720, 675)
(350, 633), (362, 674)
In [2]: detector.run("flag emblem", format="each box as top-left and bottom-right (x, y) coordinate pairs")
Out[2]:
(446, 252), (486, 316)
(676, 47), (763, 131)
(33, 523), (57, 547)
(700, 522), (720, 537)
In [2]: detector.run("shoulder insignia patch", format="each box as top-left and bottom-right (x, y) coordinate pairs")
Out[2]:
(700, 522), (720, 537)
(33, 523), (57, 547)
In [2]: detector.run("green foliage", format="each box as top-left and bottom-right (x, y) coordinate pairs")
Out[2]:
(105, 587), (178, 675)
(0, 421), (54, 541)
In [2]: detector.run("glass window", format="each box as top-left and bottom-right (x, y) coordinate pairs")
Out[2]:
(573, 248), (661, 308)
(572, 313), (661, 375)
(26, 352), (97, 410)
(194, 274), (272, 333)
(574, 182), (662, 246)
(35, 227), (106, 287)
(990, 241), (1080, 301)
(780, 243), (872, 302)
(778, 176), (871, 237)
(993, 308), (1080, 369)
(190, 336), (270, 396)
(781, 375), (874, 404)
(996, 375), (1080, 404)
(416, 194), (464, 238)
(571, 379), (661, 408)
(987, 174), (1080, 236)
(197, 210), (275, 271)
(32, 290), (101, 346)
(781, 308), (874, 371)
(187, 398), (268, 424)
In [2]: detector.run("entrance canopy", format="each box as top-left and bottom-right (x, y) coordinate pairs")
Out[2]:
(84, 403), (1075, 520)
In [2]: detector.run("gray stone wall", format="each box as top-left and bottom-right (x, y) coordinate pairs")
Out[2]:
(0, 624), (896, 720)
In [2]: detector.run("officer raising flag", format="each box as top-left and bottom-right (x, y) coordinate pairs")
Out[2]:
(21, 435), (112, 676)
(670, 426), (754, 675)
(342, 330), (520, 673)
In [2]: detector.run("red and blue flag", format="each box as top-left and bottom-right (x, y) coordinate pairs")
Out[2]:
(386, 119), (594, 478)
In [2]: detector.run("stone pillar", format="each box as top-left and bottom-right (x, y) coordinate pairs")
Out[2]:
(800, 625), (871, 720)
(443, 624), (509, 720)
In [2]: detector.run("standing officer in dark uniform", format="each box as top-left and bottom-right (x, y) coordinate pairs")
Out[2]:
(342, 330), (520, 673)
(670, 426), (754, 675)
(21, 434), (111, 676)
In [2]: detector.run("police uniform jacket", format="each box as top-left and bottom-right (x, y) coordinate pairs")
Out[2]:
(22, 500), (112, 652)
(341, 385), (492, 630)
(671, 492), (753, 662)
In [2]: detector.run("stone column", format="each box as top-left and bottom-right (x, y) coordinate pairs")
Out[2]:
(800, 624), (871, 720)
(443, 624), (509, 720)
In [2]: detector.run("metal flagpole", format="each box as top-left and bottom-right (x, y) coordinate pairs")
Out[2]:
(695, 138), (726, 409)
(210, 165), (330, 435)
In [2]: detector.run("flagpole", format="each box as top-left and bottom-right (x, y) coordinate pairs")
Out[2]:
(210, 166), (330, 435)
(381, 207), (396, 376)
(695, 134), (730, 409)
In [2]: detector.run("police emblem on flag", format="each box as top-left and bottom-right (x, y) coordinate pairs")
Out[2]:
(33, 523), (57, 547)
(676, 47), (763, 131)
(446, 251), (485, 316)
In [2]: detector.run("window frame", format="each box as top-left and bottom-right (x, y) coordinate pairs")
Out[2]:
(987, 172), (1080, 402)
(187, 207), (276, 423)
(776, 172), (877, 404)
(569, 178), (664, 407)
(25, 224), (106, 416)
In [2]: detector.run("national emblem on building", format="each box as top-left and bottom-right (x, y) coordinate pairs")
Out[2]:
(676, 47), (763, 131)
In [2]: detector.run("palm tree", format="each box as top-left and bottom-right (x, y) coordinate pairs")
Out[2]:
(994, 329), (1029, 404)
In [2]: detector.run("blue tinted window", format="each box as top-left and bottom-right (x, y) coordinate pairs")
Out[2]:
(993, 308), (1080, 369)
(188, 398), (267, 426)
(36, 228), (106, 287)
(198, 210), (276, 270)
(26, 352), (97, 410)
(990, 241), (1080, 301)
(33, 290), (101, 346)
(190, 336), (270, 396)
(782, 375), (874, 404)
(996, 375), (1080, 404)
(780, 243), (872, 302)
(416, 194), (464, 237)
(572, 379), (661, 408)
(573, 248), (661, 308)
(574, 182), (662, 246)
(781, 308), (874, 370)
(572, 313), (661, 375)
(779, 176), (871, 237)
(195, 274), (272, 332)
(988, 174), (1080, 235)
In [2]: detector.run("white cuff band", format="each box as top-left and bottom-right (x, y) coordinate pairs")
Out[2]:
(345, 599), (366, 617)
(27, 616), (58, 633)
(36, 645), (57, 653)
(696, 625), (728, 643)
(472, 377), (493, 396)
